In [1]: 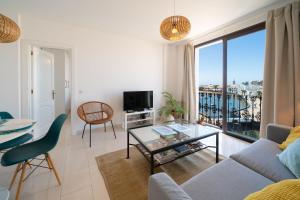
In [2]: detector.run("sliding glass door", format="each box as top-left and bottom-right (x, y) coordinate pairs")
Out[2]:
(227, 30), (265, 140)
(196, 40), (223, 128)
(196, 40), (223, 126)
(195, 23), (266, 142)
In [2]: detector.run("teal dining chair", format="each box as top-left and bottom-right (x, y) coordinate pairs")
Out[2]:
(1, 114), (67, 200)
(0, 112), (33, 152)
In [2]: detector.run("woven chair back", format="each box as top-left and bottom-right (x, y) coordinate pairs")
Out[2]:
(77, 101), (113, 124)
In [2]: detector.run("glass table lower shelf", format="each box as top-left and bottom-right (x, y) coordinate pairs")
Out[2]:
(126, 123), (219, 174)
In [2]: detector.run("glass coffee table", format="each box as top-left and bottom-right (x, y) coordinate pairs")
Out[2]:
(126, 122), (219, 174)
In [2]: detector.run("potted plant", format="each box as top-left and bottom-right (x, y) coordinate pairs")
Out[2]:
(159, 92), (185, 122)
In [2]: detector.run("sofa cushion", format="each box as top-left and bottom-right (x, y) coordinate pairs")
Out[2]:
(230, 139), (296, 182)
(181, 159), (273, 200)
(244, 179), (300, 200)
(278, 138), (300, 178)
(279, 125), (300, 150)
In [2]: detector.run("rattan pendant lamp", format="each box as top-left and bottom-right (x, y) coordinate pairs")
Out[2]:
(160, 0), (191, 41)
(0, 13), (20, 43)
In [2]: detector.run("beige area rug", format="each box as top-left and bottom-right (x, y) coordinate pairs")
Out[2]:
(96, 148), (222, 200)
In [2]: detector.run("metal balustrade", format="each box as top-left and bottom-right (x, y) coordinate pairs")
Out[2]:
(199, 90), (262, 140)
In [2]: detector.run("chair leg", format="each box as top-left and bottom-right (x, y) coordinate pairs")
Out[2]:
(9, 163), (21, 190)
(45, 154), (52, 171)
(26, 161), (32, 169)
(46, 154), (61, 186)
(82, 123), (87, 139)
(89, 124), (92, 147)
(111, 120), (116, 139)
(15, 162), (26, 200)
(104, 123), (106, 132)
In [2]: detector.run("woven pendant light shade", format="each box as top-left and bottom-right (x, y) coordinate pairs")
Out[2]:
(0, 14), (20, 43)
(160, 15), (191, 41)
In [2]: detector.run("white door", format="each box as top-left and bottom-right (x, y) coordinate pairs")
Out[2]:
(31, 47), (55, 133)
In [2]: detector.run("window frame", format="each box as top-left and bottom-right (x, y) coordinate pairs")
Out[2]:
(195, 22), (266, 143)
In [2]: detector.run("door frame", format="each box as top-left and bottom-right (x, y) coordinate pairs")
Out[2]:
(20, 39), (77, 132)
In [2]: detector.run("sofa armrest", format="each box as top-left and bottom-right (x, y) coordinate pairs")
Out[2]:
(148, 173), (192, 200)
(266, 123), (292, 144)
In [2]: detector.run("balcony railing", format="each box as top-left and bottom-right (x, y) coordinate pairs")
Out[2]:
(199, 90), (262, 140)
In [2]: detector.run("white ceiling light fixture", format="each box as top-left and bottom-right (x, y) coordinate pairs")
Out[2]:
(160, 0), (191, 41)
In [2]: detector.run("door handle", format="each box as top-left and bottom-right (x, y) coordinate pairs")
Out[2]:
(52, 90), (56, 100)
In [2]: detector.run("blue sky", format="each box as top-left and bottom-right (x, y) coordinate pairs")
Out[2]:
(198, 30), (266, 86)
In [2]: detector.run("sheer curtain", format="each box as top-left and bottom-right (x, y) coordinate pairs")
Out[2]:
(260, 1), (300, 137)
(182, 43), (197, 123)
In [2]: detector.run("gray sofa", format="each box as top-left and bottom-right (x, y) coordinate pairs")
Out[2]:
(148, 124), (296, 200)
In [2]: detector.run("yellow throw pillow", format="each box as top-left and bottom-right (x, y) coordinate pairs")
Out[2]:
(279, 126), (300, 150)
(244, 179), (300, 200)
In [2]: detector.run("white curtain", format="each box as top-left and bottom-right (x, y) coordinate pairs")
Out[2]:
(260, 1), (300, 137)
(182, 43), (197, 123)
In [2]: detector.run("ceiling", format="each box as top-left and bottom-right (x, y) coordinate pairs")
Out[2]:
(1, 0), (282, 43)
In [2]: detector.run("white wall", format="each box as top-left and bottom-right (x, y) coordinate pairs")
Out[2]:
(44, 48), (66, 117)
(0, 15), (164, 133)
(0, 13), (20, 118)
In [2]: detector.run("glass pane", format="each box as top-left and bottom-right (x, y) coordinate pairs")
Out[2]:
(129, 123), (219, 152)
(196, 40), (223, 128)
(227, 30), (265, 140)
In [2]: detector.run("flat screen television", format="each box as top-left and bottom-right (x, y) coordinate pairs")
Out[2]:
(123, 91), (153, 111)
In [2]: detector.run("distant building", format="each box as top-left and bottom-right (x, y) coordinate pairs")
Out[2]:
(199, 80), (262, 96)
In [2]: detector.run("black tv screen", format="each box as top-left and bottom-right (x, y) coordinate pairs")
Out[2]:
(123, 91), (153, 111)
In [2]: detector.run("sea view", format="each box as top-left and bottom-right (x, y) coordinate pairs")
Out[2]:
(198, 82), (263, 140)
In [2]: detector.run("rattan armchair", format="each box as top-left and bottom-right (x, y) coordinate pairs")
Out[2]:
(77, 101), (116, 147)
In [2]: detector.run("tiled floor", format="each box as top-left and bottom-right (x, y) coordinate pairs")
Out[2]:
(0, 118), (250, 200)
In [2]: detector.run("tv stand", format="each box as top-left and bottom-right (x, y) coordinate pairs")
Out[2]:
(123, 110), (155, 130)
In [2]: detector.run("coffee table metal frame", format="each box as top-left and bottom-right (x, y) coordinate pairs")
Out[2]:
(126, 124), (219, 174)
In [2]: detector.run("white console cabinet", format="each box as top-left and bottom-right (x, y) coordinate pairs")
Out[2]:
(123, 110), (155, 130)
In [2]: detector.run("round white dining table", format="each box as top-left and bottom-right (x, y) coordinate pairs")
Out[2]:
(0, 119), (35, 144)
(0, 119), (35, 200)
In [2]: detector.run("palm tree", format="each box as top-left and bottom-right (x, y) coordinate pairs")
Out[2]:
(241, 90), (246, 96)
(257, 91), (262, 98)
(213, 85), (218, 92)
